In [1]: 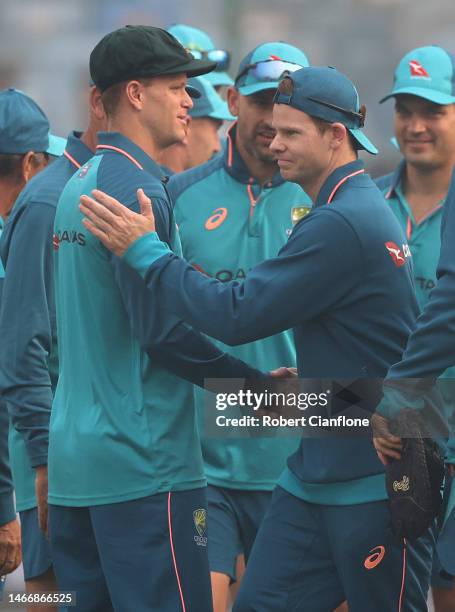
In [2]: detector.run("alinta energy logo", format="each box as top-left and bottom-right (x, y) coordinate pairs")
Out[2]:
(409, 60), (430, 79)
(193, 508), (208, 547)
(385, 241), (411, 268)
(364, 546), (386, 570)
(205, 207), (228, 231)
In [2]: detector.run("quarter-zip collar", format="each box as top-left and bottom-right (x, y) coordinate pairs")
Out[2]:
(315, 159), (365, 209)
(95, 132), (165, 180)
(63, 131), (93, 169)
(223, 123), (284, 188)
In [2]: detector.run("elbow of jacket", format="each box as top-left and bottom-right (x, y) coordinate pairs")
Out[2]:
(215, 328), (251, 346)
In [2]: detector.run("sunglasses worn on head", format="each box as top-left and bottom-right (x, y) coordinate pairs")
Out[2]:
(235, 59), (303, 86)
(188, 49), (231, 71)
(276, 77), (366, 126)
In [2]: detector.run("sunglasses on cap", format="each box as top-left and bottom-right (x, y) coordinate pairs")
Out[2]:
(276, 76), (366, 127)
(187, 49), (231, 71)
(235, 59), (303, 86)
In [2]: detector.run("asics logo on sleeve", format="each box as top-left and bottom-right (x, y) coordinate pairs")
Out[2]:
(205, 207), (228, 230)
(409, 60), (430, 79)
(364, 546), (386, 570)
(385, 241), (411, 267)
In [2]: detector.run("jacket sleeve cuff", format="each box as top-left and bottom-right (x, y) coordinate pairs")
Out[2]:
(376, 387), (425, 419)
(0, 491), (16, 526)
(26, 439), (49, 469)
(122, 233), (170, 278)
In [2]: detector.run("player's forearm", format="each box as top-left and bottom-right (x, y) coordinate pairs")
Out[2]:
(123, 233), (291, 346)
(0, 204), (55, 467)
(151, 326), (266, 388)
(0, 342), (52, 467)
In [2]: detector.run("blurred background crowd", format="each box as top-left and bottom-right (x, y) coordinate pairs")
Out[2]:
(0, 0), (454, 178)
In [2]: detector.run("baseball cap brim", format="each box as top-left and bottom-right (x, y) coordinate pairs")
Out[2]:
(204, 71), (234, 87)
(349, 128), (378, 155)
(186, 85), (201, 98)
(380, 87), (455, 105)
(238, 81), (280, 96)
(390, 136), (400, 151)
(46, 134), (67, 157)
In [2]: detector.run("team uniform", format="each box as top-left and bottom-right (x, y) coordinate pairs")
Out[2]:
(377, 162), (455, 589)
(376, 162), (446, 311)
(378, 171), (455, 582)
(122, 159), (435, 611)
(50, 131), (266, 611)
(170, 125), (310, 579)
(0, 132), (91, 580)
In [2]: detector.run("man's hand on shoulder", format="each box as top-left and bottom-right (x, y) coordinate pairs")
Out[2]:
(80, 188), (156, 256)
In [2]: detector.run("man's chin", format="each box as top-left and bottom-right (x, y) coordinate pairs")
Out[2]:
(278, 167), (295, 181)
(405, 153), (441, 171)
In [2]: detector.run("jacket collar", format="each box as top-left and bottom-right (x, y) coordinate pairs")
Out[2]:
(315, 159), (366, 208)
(63, 131), (93, 169)
(96, 132), (165, 179)
(223, 123), (284, 187)
(383, 159), (406, 200)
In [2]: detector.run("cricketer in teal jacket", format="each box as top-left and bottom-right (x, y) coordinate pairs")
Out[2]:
(376, 161), (455, 441)
(376, 169), (455, 576)
(50, 131), (265, 507)
(170, 124), (311, 491)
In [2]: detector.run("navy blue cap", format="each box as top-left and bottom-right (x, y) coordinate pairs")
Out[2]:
(0, 88), (66, 156)
(274, 67), (378, 154)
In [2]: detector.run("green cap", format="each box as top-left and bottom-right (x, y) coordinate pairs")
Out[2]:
(188, 77), (234, 121)
(90, 25), (217, 93)
(168, 24), (233, 87)
(235, 42), (309, 96)
(380, 45), (455, 105)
